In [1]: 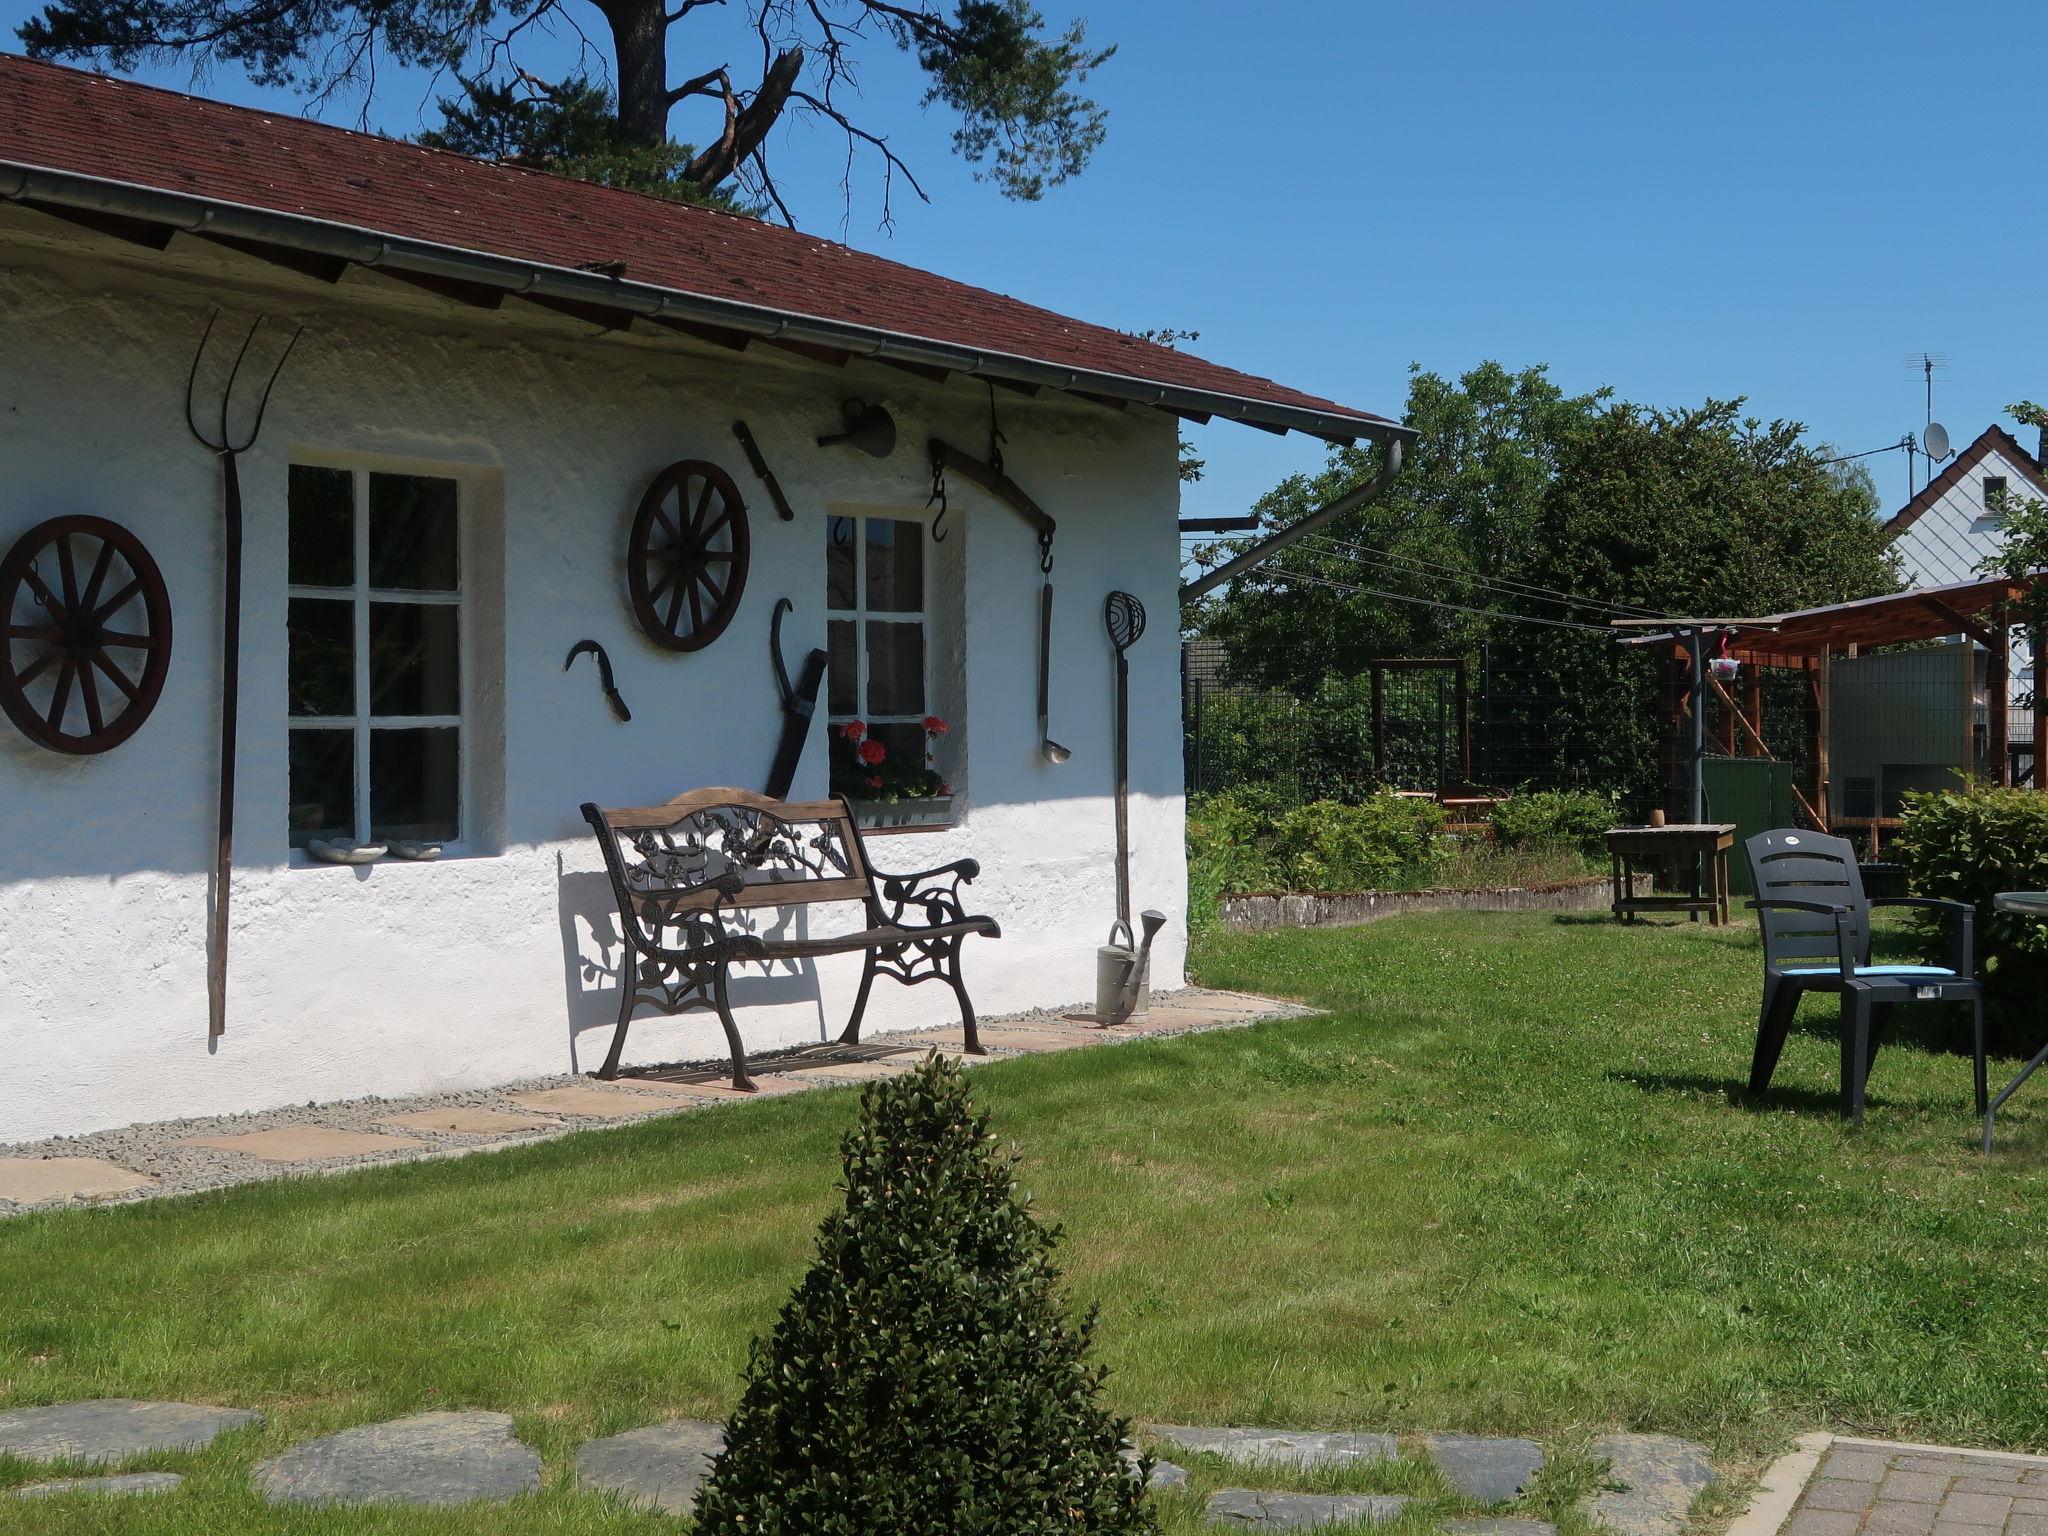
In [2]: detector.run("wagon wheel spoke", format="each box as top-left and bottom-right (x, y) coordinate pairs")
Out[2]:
(79, 538), (116, 615)
(56, 533), (80, 611)
(7, 624), (62, 642)
(93, 575), (144, 624)
(15, 644), (61, 687)
(690, 479), (717, 534)
(99, 629), (158, 648)
(692, 566), (725, 604)
(78, 659), (104, 736)
(686, 575), (705, 634)
(650, 491), (684, 547)
(646, 564), (680, 605)
(664, 579), (686, 637)
(22, 566), (66, 622)
(47, 654), (76, 731)
(698, 505), (736, 544)
(91, 648), (140, 702)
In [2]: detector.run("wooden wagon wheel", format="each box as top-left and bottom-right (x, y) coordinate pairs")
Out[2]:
(628, 460), (750, 652)
(0, 515), (172, 755)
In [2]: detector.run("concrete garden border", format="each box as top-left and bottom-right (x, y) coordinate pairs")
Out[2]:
(1220, 874), (1650, 932)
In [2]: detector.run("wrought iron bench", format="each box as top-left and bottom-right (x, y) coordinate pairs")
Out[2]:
(581, 787), (1001, 1090)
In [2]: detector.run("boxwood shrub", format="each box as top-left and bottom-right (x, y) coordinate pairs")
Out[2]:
(1489, 789), (1618, 857)
(1892, 787), (2048, 1053)
(1185, 791), (1447, 930)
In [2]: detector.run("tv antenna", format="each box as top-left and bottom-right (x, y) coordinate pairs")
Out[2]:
(1906, 353), (1951, 474)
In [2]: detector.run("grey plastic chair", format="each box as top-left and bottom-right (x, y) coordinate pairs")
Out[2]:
(1745, 828), (1986, 1124)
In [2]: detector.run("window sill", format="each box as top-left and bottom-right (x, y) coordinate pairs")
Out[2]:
(287, 843), (488, 870)
(859, 820), (957, 837)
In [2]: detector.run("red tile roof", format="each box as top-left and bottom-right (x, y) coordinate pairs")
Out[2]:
(0, 53), (1401, 437)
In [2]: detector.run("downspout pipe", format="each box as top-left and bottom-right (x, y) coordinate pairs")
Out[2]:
(1179, 438), (1405, 602)
(0, 162), (1415, 450)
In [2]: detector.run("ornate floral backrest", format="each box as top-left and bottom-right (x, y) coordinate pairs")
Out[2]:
(583, 790), (870, 934)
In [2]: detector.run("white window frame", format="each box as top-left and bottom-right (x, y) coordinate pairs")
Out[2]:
(824, 510), (933, 748)
(286, 462), (467, 851)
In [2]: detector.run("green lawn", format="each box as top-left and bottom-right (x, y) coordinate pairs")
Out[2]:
(5, 911), (2048, 1533)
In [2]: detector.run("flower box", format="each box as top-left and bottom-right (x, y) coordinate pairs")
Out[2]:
(849, 794), (955, 830)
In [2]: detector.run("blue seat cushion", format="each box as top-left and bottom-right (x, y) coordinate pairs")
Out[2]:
(1781, 964), (1957, 978)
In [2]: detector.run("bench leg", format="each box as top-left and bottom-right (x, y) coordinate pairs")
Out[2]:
(1841, 990), (1873, 1125)
(1749, 977), (1799, 1095)
(952, 945), (984, 1056)
(837, 951), (879, 1048)
(595, 970), (639, 1081)
(713, 965), (756, 1092)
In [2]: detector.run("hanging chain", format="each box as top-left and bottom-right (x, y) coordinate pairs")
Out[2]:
(927, 445), (949, 543)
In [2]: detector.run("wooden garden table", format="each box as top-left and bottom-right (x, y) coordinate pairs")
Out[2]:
(1605, 823), (1737, 926)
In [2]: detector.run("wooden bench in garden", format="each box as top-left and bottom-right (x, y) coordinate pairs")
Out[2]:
(581, 787), (1001, 1089)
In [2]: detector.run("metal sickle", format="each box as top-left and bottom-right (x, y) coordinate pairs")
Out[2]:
(565, 639), (632, 722)
(770, 598), (796, 711)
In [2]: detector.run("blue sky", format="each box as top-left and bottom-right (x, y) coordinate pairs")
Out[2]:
(7, 1), (2042, 523)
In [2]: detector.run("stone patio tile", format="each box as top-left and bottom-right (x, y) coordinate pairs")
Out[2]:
(1804, 1481), (1881, 1512)
(1205, 1489), (1409, 1529)
(2025, 1471), (2048, 1486)
(1895, 1458), (1975, 1478)
(1786, 1512), (1861, 1536)
(640, 1073), (817, 1100)
(1121, 1448), (1188, 1489)
(2015, 1499), (2048, 1517)
(1866, 1500), (1940, 1536)
(253, 1410), (539, 1507)
(1884, 1472), (1952, 1504)
(1955, 1474), (2028, 1493)
(575, 1418), (723, 1514)
(0, 1400), (262, 1464)
(1590, 1433), (1717, 1536)
(1941, 1493), (2014, 1525)
(2009, 1515), (2048, 1536)
(0, 1157), (156, 1205)
(377, 1109), (558, 1135)
(10, 1472), (184, 1499)
(1150, 1425), (1398, 1468)
(1423, 1434), (1544, 1504)
(1930, 1523), (1999, 1536)
(929, 1024), (1104, 1053)
(772, 1059), (915, 1082)
(1442, 1521), (1557, 1536)
(1823, 1452), (1894, 1482)
(175, 1127), (428, 1163)
(502, 1086), (704, 1118)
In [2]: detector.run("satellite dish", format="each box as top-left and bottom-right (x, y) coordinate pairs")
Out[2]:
(1925, 422), (1952, 460)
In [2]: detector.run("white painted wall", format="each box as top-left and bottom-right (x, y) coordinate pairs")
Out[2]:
(0, 223), (1189, 1142)
(1890, 442), (2042, 698)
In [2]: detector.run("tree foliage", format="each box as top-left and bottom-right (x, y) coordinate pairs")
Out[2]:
(18, 0), (1114, 222)
(1188, 363), (1900, 809)
(693, 1053), (1153, 1536)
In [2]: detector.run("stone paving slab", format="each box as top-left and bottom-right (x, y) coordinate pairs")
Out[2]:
(252, 1410), (539, 1507)
(9, 1471), (185, 1499)
(925, 1024), (1107, 1053)
(1425, 1433), (1544, 1504)
(502, 1086), (706, 1117)
(1121, 1447), (1190, 1489)
(175, 1127), (429, 1163)
(1443, 1521), (1557, 1536)
(575, 1418), (724, 1514)
(1592, 1433), (1717, 1536)
(0, 988), (1313, 1215)
(1151, 1425), (1400, 1468)
(0, 1399), (262, 1464)
(1782, 1442), (2048, 1536)
(0, 1156), (156, 1205)
(377, 1108), (559, 1135)
(1206, 1488), (1410, 1528)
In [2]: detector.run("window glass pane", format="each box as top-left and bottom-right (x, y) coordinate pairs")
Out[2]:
(287, 597), (354, 717)
(369, 473), (459, 591)
(826, 520), (857, 610)
(288, 728), (355, 846)
(288, 465), (353, 587)
(368, 602), (460, 716)
(370, 727), (460, 841)
(827, 619), (858, 717)
(872, 721), (926, 767)
(864, 518), (923, 613)
(866, 620), (925, 715)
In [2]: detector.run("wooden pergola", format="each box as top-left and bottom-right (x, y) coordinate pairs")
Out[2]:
(1617, 575), (2044, 843)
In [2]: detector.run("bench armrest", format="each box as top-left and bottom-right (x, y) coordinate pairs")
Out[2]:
(873, 856), (981, 893)
(871, 858), (980, 927)
(1746, 898), (1849, 914)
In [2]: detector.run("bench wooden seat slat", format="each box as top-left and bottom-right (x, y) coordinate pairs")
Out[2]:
(582, 788), (1001, 1089)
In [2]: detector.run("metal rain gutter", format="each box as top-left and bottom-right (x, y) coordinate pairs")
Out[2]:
(1179, 438), (1406, 602)
(0, 160), (1414, 448)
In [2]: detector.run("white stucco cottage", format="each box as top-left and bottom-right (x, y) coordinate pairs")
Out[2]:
(0, 56), (1407, 1142)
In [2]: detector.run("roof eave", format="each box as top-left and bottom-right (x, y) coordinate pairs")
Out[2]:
(0, 159), (1413, 447)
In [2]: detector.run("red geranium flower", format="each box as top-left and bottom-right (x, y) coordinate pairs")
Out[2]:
(858, 739), (888, 766)
(839, 720), (866, 740)
(865, 774), (884, 789)
(922, 715), (948, 734)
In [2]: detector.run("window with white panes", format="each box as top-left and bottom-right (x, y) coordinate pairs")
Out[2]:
(825, 514), (930, 770)
(286, 464), (465, 848)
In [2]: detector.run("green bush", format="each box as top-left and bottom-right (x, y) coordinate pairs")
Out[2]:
(1893, 787), (2048, 1054)
(1185, 791), (1447, 931)
(1490, 789), (1617, 856)
(693, 1055), (1154, 1536)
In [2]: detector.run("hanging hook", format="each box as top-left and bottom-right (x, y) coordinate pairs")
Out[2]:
(830, 514), (852, 547)
(1038, 527), (1054, 576)
(926, 444), (949, 543)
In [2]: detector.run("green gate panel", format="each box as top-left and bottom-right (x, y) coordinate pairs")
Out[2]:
(1702, 757), (1796, 895)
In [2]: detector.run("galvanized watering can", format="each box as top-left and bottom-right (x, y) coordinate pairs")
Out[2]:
(1096, 909), (1167, 1024)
